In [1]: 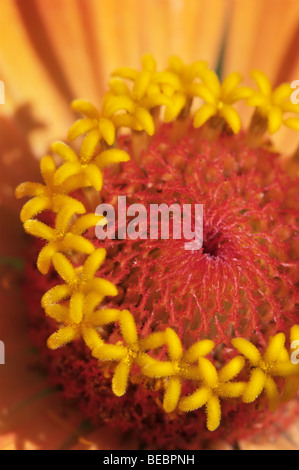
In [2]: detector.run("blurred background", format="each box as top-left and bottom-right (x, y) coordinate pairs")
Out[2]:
(0, 0), (298, 449)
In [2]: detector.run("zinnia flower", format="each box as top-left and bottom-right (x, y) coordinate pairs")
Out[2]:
(1, 0), (299, 450)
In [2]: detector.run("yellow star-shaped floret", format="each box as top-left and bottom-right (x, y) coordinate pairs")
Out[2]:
(112, 54), (176, 107)
(163, 55), (207, 121)
(51, 141), (129, 190)
(69, 98), (119, 153)
(247, 70), (299, 134)
(15, 155), (83, 223)
(24, 204), (106, 274)
(232, 332), (299, 410)
(41, 248), (118, 324)
(92, 310), (150, 397)
(69, 99), (116, 146)
(193, 70), (253, 133)
(70, 56), (173, 141)
(140, 328), (215, 413)
(179, 356), (246, 431)
(46, 300), (122, 352)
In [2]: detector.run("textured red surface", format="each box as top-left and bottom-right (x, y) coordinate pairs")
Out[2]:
(24, 123), (299, 449)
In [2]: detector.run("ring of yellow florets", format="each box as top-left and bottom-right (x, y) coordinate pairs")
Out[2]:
(16, 54), (299, 432)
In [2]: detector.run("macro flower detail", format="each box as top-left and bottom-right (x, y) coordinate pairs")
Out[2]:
(92, 309), (151, 397)
(41, 249), (118, 324)
(46, 304), (119, 352)
(17, 52), (299, 443)
(193, 70), (253, 133)
(140, 329), (215, 414)
(15, 155), (83, 223)
(23, 207), (105, 274)
(51, 140), (130, 191)
(232, 334), (299, 410)
(69, 100), (117, 146)
(179, 356), (246, 431)
(247, 70), (299, 134)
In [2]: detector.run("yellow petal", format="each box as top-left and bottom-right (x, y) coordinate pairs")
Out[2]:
(251, 70), (272, 96)
(179, 387), (210, 413)
(193, 103), (217, 128)
(71, 214), (106, 235)
(51, 141), (78, 163)
(132, 70), (151, 100)
(246, 92), (269, 108)
(264, 332), (286, 363)
(264, 376), (280, 411)
(191, 83), (216, 104)
(165, 328), (183, 362)
(70, 292), (85, 324)
(93, 344), (127, 362)
(89, 278), (118, 297)
(62, 234), (95, 254)
(198, 357), (218, 388)
(47, 326), (78, 350)
(271, 362), (299, 377)
(15, 182), (45, 199)
(103, 95), (135, 117)
(23, 219), (55, 240)
(218, 382), (246, 398)
(290, 325), (299, 344)
(218, 356), (245, 383)
(142, 358), (176, 378)
(134, 107), (155, 135)
(243, 369), (266, 403)
(267, 106), (283, 134)
(52, 252), (76, 283)
(42, 284), (70, 310)
(96, 149), (130, 169)
(221, 72), (242, 98)
(68, 118), (97, 141)
(272, 83), (292, 105)
(84, 163), (103, 191)
(163, 377), (182, 413)
(231, 337), (261, 366)
(119, 310), (138, 346)
(45, 304), (69, 322)
(201, 69), (221, 97)
(80, 129), (101, 163)
(228, 86), (254, 103)
(83, 248), (106, 278)
(82, 327), (104, 351)
(40, 155), (56, 186)
(99, 118), (116, 146)
(163, 93), (187, 122)
(284, 117), (299, 132)
(20, 196), (51, 223)
(219, 104), (241, 134)
(282, 377), (299, 402)
(72, 99), (100, 119)
(112, 361), (131, 397)
(139, 331), (167, 351)
(89, 308), (121, 326)
(184, 339), (215, 363)
(206, 395), (221, 432)
(112, 67), (138, 81)
(54, 162), (81, 186)
(37, 243), (58, 275)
